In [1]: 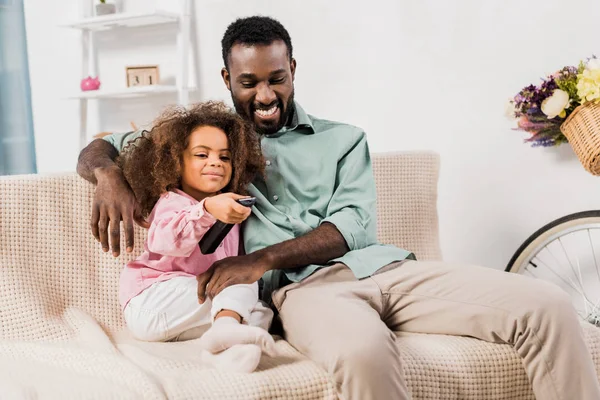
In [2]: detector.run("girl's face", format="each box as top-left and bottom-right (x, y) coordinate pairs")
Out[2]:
(180, 125), (232, 201)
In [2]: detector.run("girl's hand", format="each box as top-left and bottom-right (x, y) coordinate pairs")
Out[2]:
(204, 193), (252, 224)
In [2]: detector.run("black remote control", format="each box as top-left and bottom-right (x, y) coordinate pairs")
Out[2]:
(199, 197), (256, 254)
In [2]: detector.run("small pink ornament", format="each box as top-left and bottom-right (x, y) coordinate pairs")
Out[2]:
(81, 76), (101, 91)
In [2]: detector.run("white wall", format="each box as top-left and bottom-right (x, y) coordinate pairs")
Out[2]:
(23, 0), (600, 270)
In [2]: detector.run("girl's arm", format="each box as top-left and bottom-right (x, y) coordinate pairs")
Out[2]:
(146, 193), (216, 257)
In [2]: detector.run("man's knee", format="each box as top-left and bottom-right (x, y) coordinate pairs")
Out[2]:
(517, 280), (577, 326)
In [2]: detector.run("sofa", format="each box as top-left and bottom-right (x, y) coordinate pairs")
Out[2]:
(1, 151), (599, 399)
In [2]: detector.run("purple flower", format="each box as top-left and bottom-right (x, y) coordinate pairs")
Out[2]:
(509, 60), (587, 148)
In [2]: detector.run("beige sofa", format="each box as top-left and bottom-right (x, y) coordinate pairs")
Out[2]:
(1, 151), (599, 399)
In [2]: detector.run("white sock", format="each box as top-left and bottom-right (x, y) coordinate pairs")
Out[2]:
(199, 317), (276, 356)
(200, 344), (261, 373)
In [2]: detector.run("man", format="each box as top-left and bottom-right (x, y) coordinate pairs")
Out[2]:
(77, 16), (600, 400)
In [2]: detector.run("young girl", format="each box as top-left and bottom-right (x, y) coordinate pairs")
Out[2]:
(117, 101), (274, 373)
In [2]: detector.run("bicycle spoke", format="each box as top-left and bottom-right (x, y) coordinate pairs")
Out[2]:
(587, 229), (600, 283)
(557, 237), (582, 288)
(523, 266), (537, 277)
(544, 245), (582, 292)
(532, 254), (580, 293)
(574, 256), (586, 296)
(536, 249), (595, 306)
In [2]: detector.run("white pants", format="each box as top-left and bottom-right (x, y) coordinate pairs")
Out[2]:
(124, 276), (273, 342)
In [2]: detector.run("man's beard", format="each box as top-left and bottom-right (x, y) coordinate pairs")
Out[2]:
(231, 91), (295, 135)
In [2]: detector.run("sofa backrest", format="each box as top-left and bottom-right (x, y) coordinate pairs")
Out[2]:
(0, 151), (441, 338)
(372, 151), (441, 261)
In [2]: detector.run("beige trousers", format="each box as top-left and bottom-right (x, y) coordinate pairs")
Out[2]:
(271, 261), (600, 400)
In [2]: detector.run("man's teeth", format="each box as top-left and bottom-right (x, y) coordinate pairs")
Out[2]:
(255, 106), (277, 117)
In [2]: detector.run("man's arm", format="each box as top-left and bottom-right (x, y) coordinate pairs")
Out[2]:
(256, 222), (348, 271)
(76, 138), (119, 184)
(198, 222), (348, 302)
(77, 138), (148, 256)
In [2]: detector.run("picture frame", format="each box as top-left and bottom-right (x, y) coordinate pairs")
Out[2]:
(126, 65), (160, 87)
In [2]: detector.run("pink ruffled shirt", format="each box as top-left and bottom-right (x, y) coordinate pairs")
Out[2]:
(119, 189), (240, 309)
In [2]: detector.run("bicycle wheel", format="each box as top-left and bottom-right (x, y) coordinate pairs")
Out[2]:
(506, 210), (600, 327)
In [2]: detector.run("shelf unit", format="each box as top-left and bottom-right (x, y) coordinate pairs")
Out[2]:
(63, 1), (194, 149)
(67, 84), (183, 100)
(61, 10), (180, 31)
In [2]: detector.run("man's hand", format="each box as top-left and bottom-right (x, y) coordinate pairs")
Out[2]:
(92, 166), (149, 257)
(197, 252), (273, 303)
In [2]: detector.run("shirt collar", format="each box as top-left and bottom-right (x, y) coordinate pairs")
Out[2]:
(172, 188), (200, 203)
(267, 102), (315, 137)
(289, 102), (315, 134)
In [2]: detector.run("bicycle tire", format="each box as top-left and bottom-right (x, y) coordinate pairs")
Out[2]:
(506, 210), (600, 273)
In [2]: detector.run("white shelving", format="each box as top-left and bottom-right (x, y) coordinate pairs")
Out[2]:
(62, 11), (179, 31)
(68, 85), (195, 100)
(63, 1), (194, 149)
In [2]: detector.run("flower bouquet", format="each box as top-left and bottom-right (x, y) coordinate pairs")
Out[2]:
(508, 56), (600, 175)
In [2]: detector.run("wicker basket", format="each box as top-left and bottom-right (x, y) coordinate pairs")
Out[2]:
(561, 102), (600, 175)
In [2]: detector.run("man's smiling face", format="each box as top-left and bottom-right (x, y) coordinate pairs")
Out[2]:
(222, 40), (296, 135)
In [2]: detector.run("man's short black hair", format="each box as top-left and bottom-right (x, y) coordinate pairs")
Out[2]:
(221, 16), (293, 70)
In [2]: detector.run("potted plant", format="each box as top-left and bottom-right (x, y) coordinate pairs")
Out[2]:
(507, 56), (600, 175)
(95, 0), (116, 16)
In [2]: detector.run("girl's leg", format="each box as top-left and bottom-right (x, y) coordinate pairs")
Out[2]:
(246, 300), (274, 331)
(199, 283), (275, 354)
(123, 276), (213, 342)
(124, 276), (266, 373)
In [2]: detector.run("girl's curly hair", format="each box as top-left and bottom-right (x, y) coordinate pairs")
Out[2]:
(117, 101), (264, 218)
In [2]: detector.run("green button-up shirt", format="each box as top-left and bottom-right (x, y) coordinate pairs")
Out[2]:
(104, 102), (413, 300)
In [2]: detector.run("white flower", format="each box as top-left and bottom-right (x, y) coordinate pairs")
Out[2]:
(504, 99), (517, 120)
(587, 58), (600, 71)
(541, 89), (570, 119)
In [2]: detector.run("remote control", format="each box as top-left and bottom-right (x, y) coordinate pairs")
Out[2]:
(199, 197), (256, 254)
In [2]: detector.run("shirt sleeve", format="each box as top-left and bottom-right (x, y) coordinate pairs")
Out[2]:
(320, 129), (378, 251)
(146, 193), (217, 257)
(102, 129), (147, 153)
